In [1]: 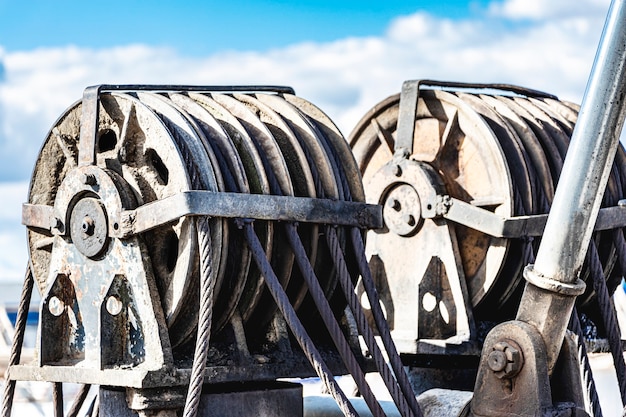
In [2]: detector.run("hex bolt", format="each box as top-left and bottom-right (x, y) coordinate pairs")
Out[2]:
(488, 340), (524, 379)
(48, 296), (65, 317)
(83, 173), (97, 186)
(82, 216), (95, 236)
(404, 214), (416, 226)
(487, 350), (507, 373)
(106, 296), (123, 316)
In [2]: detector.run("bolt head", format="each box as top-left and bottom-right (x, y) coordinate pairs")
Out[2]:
(487, 350), (507, 372)
(489, 340), (523, 379)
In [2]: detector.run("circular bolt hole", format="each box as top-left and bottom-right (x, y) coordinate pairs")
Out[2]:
(98, 129), (118, 153)
(48, 296), (65, 317)
(422, 292), (437, 312)
(106, 296), (123, 316)
(426, 204), (432, 210)
(113, 223), (119, 231)
(393, 165), (402, 177)
(164, 230), (179, 274)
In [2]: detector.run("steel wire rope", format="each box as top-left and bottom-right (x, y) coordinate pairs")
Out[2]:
(53, 382), (63, 417)
(255, 115), (383, 417)
(289, 106), (423, 417)
(182, 216), (216, 417)
(1, 266), (35, 417)
(319, 128), (423, 417)
(284, 223), (386, 417)
(66, 384), (92, 417)
(513, 96), (606, 415)
(586, 241), (626, 405)
(243, 221), (359, 417)
(349, 228), (426, 417)
(325, 226), (416, 417)
(516, 95), (604, 415)
(569, 309), (603, 417)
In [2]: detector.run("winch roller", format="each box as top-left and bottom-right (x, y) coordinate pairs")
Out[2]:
(25, 87), (365, 352)
(349, 83), (626, 348)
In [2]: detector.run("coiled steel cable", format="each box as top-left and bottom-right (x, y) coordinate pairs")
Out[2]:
(284, 223), (386, 417)
(182, 216), (216, 417)
(569, 309), (603, 417)
(587, 241), (626, 405)
(243, 221), (359, 417)
(1, 266), (34, 417)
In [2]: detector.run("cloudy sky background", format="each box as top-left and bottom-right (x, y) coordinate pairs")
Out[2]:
(0, 0), (615, 281)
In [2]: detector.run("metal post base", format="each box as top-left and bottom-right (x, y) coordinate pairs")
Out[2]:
(98, 382), (303, 417)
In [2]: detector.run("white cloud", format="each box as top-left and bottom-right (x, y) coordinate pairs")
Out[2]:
(0, 0), (615, 281)
(489, 0), (609, 20)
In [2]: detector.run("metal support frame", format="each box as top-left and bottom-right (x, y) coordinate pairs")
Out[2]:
(470, 0), (626, 415)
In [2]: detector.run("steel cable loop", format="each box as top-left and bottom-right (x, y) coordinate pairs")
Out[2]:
(325, 226), (416, 417)
(243, 221), (359, 417)
(284, 223), (386, 417)
(53, 382), (63, 417)
(349, 228), (424, 417)
(1, 266), (35, 417)
(569, 309), (604, 417)
(587, 242), (626, 405)
(183, 216), (215, 417)
(66, 384), (92, 417)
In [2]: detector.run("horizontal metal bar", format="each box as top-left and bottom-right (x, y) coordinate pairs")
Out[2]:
(410, 79), (559, 100)
(22, 203), (54, 231)
(120, 191), (383, 237)
(442, 197), (626, 238)
(85, 84), (296, 95)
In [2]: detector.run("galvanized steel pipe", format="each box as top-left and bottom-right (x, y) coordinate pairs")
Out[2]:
(518, 0), (626, 371)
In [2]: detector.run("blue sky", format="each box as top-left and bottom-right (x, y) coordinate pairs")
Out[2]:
(0, 0), (491, 55)
(0, 0), (613, 281)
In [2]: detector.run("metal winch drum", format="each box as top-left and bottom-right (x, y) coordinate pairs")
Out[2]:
(8, 77), (626, 416)
(15, 85), (417, 417)
(26, 87), (365, 350)
(349, 81), (626, 351)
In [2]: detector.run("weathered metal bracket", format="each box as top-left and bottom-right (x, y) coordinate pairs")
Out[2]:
(469, 321), (588, 417)
(440, 196), (626, 238)
(23, 191), (383, 237)
(395, 79), (557, 157)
